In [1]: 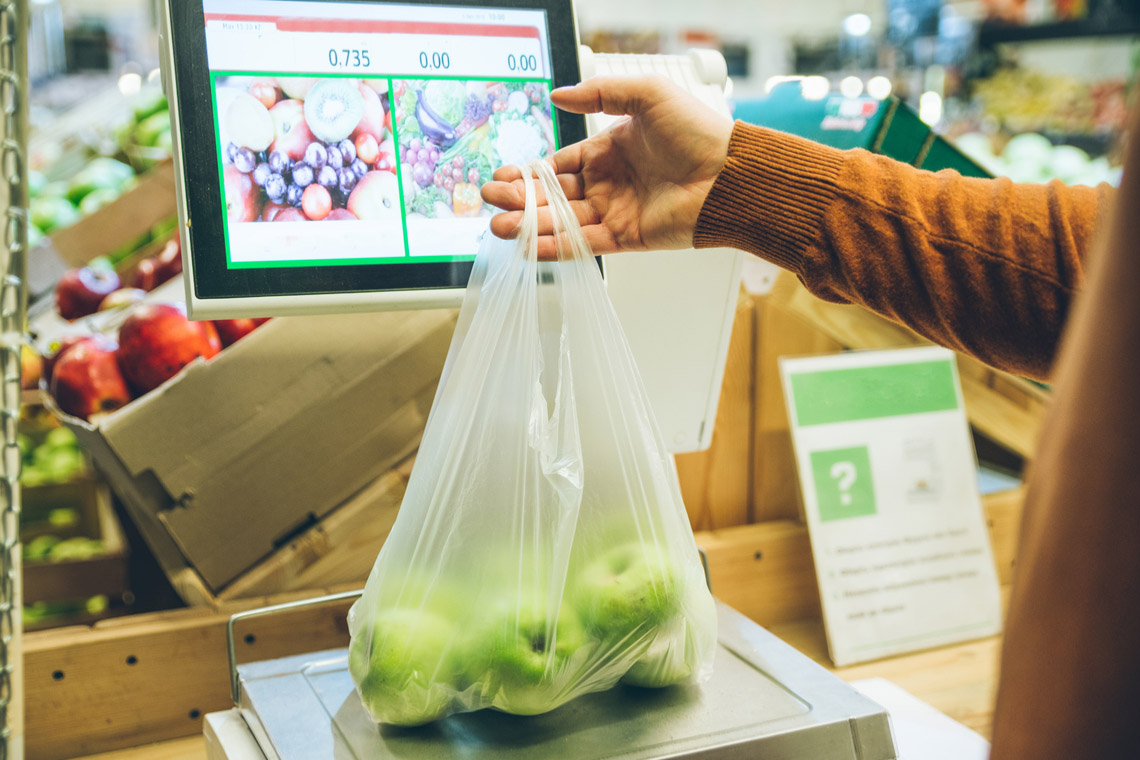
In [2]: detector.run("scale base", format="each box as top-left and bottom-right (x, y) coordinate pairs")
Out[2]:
(209, 602), (897, 760)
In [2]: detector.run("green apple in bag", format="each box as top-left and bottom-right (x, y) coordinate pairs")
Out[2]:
(349, 608), (461, 726)
(620, 615), (691, 688)
(622, 584), (715, 688)
(572, 541), (680, 646)
(464, 599), (592, 715)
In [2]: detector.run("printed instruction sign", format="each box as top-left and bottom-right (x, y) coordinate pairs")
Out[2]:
(781, 346), (1002, 666)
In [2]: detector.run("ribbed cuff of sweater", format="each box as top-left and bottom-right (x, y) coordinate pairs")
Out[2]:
(693, 121), (845, 274)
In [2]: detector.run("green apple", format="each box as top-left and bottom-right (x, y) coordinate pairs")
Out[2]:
(621, 618), (690, 687)
(348, 608), (460, 726)
(572, 541), (679, 645)
(465, 600), (591, 715)
(623, 583), (717, 688)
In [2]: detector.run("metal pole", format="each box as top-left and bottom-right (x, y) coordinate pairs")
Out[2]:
(0, 1), (28, 757)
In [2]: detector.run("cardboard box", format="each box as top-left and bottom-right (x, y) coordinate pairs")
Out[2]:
(48, 159), (178, 268)
(52, 308), (456, 595)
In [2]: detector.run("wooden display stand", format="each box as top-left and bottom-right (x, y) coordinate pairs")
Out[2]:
(677, 272), (1045, 528)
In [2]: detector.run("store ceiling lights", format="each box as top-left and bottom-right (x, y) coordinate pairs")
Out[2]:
(801, 76), (831, 101)
(839, 76), (864, 99)
(919, 91), (943, 125)
(118, 72), (142, 96)
(866, 76), (892, 100)
(842, 13), (873, 37)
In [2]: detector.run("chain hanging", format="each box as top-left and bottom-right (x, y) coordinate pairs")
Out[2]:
(0, 1), (29, 757)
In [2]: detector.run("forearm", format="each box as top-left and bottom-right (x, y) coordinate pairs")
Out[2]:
(694, 122), (1112, 380)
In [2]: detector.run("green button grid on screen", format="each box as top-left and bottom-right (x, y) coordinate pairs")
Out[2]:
(790, 359), (959, 427)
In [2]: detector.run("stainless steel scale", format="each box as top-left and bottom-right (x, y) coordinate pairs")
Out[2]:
(206, 586), (898, 760)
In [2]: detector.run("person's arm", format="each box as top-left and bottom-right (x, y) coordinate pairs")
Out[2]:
(694, 122), (1112, 380)
(483, 77), (1112, 381)
(988, 111), (1140, 759)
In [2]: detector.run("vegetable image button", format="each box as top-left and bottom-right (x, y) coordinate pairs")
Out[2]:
(810, 446), (876, 522)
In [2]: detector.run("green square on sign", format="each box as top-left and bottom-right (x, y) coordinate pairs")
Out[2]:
(810, 446), (876, 522)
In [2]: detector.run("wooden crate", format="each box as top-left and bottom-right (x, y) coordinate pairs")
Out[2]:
(26, 583), (360, 760)
(766, 274), (1050, 460)
(23, 487), (1026, 760)
(47, 160), (177, 268)
(23, 480), (128, 611)
(751, 292), (844, 523)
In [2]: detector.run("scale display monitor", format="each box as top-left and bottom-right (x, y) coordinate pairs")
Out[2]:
(160, 0), (585, 317)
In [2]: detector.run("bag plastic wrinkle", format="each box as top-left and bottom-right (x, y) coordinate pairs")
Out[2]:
(347, 159), (717, 726)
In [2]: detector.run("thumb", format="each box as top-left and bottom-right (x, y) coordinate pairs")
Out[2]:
(551, 75), (672, 117)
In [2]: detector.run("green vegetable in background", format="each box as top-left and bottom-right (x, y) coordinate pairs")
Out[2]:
(398, 88), (421, 138)
(21, 425), (86, 486)
(407, 185), (449, 218)
(48, 508), (79, 528)
(423, 80), (467, 127)
(133, 93), (168, 125)
(24, 595), (109, 624)
(46, 537), (104, 561)
(30, 196), (79, 234)
(24, 535), (60, 561)
(79, 187), (121, 216)
(65, 158), (134, 206)
(135, 111), (172, 149)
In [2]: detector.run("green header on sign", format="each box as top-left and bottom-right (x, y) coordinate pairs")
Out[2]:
(790, 359), (959, 426)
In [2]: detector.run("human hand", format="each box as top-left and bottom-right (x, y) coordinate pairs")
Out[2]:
(480, 76), (733, 260)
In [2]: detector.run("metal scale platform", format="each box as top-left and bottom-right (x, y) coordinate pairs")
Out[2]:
(206, 591), (898, 760)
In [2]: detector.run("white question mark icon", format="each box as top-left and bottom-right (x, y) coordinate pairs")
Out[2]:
(830, 462), (858, 507)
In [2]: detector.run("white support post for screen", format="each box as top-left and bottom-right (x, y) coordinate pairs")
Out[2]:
(580, 47), (744, 454)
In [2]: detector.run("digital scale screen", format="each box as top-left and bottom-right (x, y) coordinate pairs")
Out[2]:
(163, 0), (584, 316)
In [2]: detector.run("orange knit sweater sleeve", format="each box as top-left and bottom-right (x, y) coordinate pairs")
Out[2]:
(693, 122), (1113, 381)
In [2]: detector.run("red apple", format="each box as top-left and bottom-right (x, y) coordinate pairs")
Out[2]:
(273, 207), (306, 222)
(302, 185), (332, 220)
(43, 334), (108, 386)
(212, 318), (263, 347)
(154, 239), (183, 283)
(224, 166), (262, 223)
(50, 339), (132, 421)
(270, 100), (315, 161)
(98, 287), (147, 311)
(355, 133), (379, 165)
(326, 208), (357, 221)
(252, 318), (271, 326)
(133, 257), (159, 291)
(56, 266), (122, 320)
(116, 303), (222, 394)
(347, 171), (400, 220)
(352, 83), (387, 143)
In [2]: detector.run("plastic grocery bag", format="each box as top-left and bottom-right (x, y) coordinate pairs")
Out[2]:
(347, 160), (717, 726)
